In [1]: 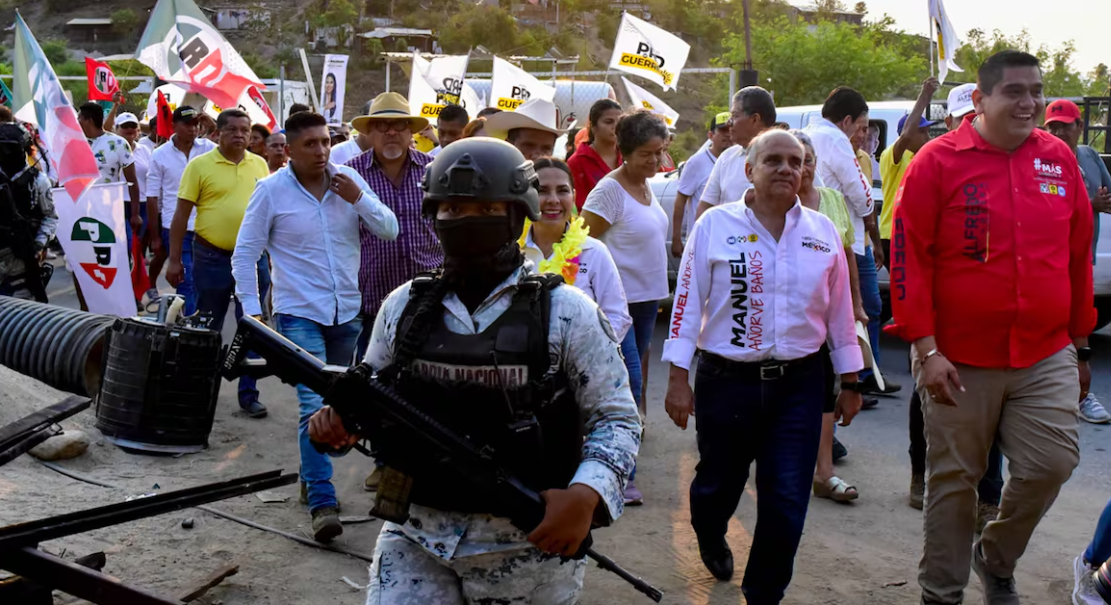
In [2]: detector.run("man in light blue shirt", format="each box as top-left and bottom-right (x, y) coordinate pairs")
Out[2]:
(232, 111), (398, 542)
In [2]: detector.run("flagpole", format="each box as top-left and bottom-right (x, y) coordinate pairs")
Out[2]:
(929, 15), (936, 79)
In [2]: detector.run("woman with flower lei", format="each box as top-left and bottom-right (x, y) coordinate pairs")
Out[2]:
(518, 157), (632, 356)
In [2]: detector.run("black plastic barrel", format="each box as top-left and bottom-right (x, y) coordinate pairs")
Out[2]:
(95, 317), (222, 453)
(0, 296), (115, 396)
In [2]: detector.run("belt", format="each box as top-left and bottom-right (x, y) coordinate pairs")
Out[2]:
(194, 234), (233, 256)
(699, 350), (821, 381)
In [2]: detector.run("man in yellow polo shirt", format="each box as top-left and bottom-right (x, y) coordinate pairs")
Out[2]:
(167, 108), (272, 418)
(878, 77), (939, 270)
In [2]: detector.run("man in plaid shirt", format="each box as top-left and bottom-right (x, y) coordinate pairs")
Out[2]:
(346, 92), (444, 489)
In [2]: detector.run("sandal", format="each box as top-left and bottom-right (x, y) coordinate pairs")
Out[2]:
(813, 476), (859, 502)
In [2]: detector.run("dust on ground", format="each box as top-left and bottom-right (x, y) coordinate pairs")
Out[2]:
(1, 358), (1107, 605)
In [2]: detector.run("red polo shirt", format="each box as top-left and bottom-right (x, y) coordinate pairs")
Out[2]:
(568, 143), (620, 211)
(886, 117), (1095, 368)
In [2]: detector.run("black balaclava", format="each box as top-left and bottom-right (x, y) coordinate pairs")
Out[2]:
(0, 125), (29, 179)
(436, 205), (526, 313)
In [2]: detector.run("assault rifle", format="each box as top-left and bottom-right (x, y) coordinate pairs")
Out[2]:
(222, 315), (663, 602)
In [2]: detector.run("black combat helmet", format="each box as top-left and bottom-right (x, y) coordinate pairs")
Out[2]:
(421, 138), (540, 220)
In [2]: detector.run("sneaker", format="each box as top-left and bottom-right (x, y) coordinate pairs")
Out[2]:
(832, 435), (848, 461)
(364, 467), (382, 492)
(1074, 555), (1103, 605)
(311, 507), (343, 543)
(623, 479), (644, 506)
(1080, 394), (1111, 424)
(972, 540), (1019, 604)
(976, 501), (999, 534)
(863, 375), (903, 396)
(239, 400), (268, 418)
(909, 473), (925, 510)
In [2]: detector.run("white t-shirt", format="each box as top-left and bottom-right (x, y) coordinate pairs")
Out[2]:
(331, 138), (368, 167)
(700, 144), (751, 207)
(89, 132), (134, 184)
(676, 146), (719, 236)
(133, 136), (156, 199)
(520, 231), (632, 340)
(582, 177), (670, 303)
(803, 117), (874, 255)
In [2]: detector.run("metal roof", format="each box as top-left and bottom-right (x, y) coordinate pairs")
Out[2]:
(359, 27), (434, 39)
(66, 18), (113, 26)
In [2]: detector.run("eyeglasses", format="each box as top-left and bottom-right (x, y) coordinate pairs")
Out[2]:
(371, 119), (411, 134)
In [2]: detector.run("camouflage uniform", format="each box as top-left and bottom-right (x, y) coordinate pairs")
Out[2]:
(0, 168), (56, 299)
(363, 265), (640, 604)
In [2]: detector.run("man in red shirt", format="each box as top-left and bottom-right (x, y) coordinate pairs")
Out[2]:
(889, 50), (1095, 605)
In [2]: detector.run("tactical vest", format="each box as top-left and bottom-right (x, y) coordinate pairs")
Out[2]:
(377, 272), (583, 516)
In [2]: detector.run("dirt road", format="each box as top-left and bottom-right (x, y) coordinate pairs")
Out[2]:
(1, 316), (1109, 604)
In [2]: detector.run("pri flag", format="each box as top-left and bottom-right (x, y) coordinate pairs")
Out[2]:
(621, 77), (679, 129)
(85, 57), (120, 101)
(929, 0), (963, 84)
(136, 0), (267, 116)
(156, 91), (174, 138)
(490, 57), (555, 112)
(609, 13), (690, 92)
(11, 12), (99, 203)
(409, 52), (473, 120)
(54, 183), (136, 317)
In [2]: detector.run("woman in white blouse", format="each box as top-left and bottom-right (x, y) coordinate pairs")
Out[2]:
(519, 158), (632, 342)
(582, 110), (669, 506)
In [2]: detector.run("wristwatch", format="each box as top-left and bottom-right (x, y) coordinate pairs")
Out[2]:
(1078, 346), (1092, 362)
(840, 381), (867, 393)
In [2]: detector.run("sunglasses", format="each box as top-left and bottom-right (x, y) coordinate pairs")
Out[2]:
(370, 119), (411, 134)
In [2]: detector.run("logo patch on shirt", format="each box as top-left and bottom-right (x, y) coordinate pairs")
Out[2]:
(1039, 182), (1068, 197)
(801, 236), (832, 253)
(1034, 158), (1064, 177)
(726, 234), (758, 245)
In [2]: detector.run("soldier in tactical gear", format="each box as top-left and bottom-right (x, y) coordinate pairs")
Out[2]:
(0, 122), (57, 301)
(310, 138), (641, 604)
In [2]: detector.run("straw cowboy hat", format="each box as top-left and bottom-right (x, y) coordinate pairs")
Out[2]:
(351, 92), (429, 135)
(483, 98), (568, 137)
(855, 321), (885, 391)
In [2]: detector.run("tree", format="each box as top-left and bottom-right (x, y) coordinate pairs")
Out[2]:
(437, 4), (520, 54)
(953, 29), (1096, 97)
(40, 40), (70, 67)
(720, 16), (926, 106)
(313, 0), (358, 47)
(854, 2), (867, 16)
(111, 9), (140, 38)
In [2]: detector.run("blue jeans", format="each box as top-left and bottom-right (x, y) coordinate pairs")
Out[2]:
(193, 241), (272, 405)
(1086, 498), (1111, 565)
(275, 313), (363, 512)
(626, 301), (657, 484)
(690, 354), (825, 605)
(855, 248), (882, 380)
(162, 228), (197, 315)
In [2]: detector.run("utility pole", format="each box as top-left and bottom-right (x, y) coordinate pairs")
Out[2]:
(740, 0), (758, 88)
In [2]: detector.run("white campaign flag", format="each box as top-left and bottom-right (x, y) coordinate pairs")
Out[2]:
(608, 12), (690, 92)
(490, 57), (555, 112)
(622, 77), (679, 128)
(409, 53), (474, 120)
(54, 183), (136, 317)
(929, 0), (963, 84)
(320, 54), (349, 125)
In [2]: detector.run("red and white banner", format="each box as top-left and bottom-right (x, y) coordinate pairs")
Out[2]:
(85, 57), (120, 102)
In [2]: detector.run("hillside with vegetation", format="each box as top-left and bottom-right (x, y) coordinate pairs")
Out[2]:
(0, 0), (1106, 160)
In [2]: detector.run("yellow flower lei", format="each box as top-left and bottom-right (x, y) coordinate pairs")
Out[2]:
(518, 216), (589, 285)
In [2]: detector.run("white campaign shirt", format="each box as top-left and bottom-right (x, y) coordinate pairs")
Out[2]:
(803, 117), (874, 255)
(521, 230), (632, 340)
(700, 144), (752, 207)
(582, 177), (670, 304)
(662, 197), (863, 375)
(676, 146), (719, 236)
(331, 138), (368, 167)
(146, 136), (216, 232)
(133, 136), (156, 199)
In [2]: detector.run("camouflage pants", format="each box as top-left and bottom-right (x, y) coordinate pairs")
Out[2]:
(365, 527), (586, 605)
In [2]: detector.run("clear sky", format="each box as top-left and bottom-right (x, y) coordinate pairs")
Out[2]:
(863, 0), (1107, 75)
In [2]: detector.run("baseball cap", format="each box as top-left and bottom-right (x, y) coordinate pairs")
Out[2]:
(711, 111), (731, 131)
(947, 83), (976, 118)
(1045, 99), (1082, 126)
(172, 106), (199, 123)
(897, 113), (936, 135)
(115, 112), (139, 126)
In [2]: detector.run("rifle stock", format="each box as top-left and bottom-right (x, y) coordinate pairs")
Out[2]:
(222, 316), (663, 602)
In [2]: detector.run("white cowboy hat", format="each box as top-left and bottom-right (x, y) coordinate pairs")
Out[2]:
(351, 91), (429, 135)
(483, 98), (567, 137)
(856, 320), (885, 391)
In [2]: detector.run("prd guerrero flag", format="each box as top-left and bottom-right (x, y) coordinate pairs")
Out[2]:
(608, 12), (690, 92)
(11, 12), (98, 202)
(85, 57), (120, 102)
(409, 52), (471, 120)
(622, 76), (679, 128)
(490, 57), (555, 112)
(136, 0), (268, 117)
